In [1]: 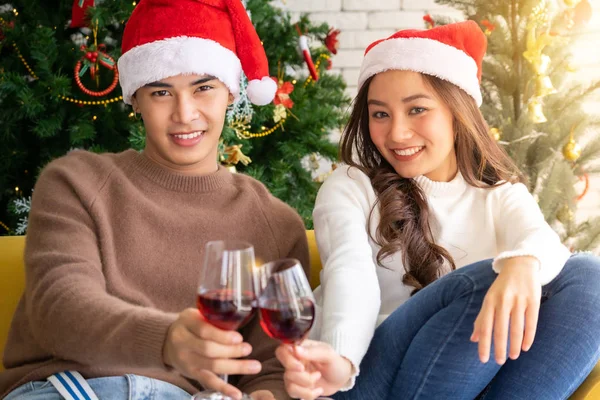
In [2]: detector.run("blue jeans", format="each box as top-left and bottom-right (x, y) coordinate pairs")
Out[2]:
(4, 374), (191, 400)
(333, 254), (600, 400)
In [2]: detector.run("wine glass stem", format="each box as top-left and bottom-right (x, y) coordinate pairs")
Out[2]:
(219, 374), (228, 384)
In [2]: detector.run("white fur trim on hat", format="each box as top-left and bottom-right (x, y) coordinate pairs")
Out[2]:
(247, 77), (277, 106)
(118, 36), (242, 105)
(358, 37), (482, 106)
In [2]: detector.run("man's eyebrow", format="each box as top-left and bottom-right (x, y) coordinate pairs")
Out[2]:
(144, 81), (172, 88)
(143, 76), (218, 88)
(190, 76), (217, 86)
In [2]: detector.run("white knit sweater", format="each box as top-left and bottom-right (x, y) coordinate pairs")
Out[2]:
(310, 165), (571, 389)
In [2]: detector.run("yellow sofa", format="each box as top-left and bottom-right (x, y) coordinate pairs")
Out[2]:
(1, 233), (599, 399)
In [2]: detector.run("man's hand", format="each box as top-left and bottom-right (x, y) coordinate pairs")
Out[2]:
(163, 308), (262, 399)
(250, 390), (276, 400)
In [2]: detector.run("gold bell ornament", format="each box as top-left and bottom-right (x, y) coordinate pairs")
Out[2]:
(535, 74), (557, 97)
(528, 98), (547, 123)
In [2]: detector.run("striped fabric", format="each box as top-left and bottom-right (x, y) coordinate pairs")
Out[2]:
(47, 371), (99, 400)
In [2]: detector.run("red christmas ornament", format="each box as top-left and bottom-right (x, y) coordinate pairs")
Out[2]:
(576, 173), (590, 202)
(0, 20), (14, 42)
(573, 0), (592, 27)
(325, 28), (340, 55)
(271, 77), (295, 109)
(481, 20), (496, 34)
(299, 35), (318, 81)
(296, 24), (318, 81)
(423, 14), (435, 29)
(70, 0), (95, 28)
(75, 44), (119, 97)
(326, 58), (333, 70)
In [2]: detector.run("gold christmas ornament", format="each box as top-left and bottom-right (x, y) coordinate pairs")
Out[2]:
(489, 127), (501, 141)
(273, 104), (287, 123)
(562, 124), (582, 162)
(225, 165), (237, 173)
(223, 144), (252, 166)
(556, 204), (574, 224)
(530, 0), (550, 25)
(528, 98), (547, 123)
(309, 153), (320, 170)
(535, 55), (551, 76)
(535, 74), (557, 97)
(563, 138), (582, 162)
(523, 30), (553, 72)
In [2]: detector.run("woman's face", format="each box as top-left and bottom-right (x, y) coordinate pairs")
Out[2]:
(367, 70), (458, 182)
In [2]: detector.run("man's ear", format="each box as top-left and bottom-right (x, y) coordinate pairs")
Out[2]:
(131, 94), (140, 113)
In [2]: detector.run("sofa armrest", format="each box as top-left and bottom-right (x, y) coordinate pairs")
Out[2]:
(570, 361), (600, 400)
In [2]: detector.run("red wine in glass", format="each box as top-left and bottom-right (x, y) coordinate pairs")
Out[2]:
(192, 240), (256, 400)
(253, 258), (316, 346)
(254, 259), (333, 399)
(197, 289), (255, 331)
(259, 297), (315, 344)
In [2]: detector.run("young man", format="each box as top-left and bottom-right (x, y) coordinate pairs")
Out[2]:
(0, 1), (307, 399)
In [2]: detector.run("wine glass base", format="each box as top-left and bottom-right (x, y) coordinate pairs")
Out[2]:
(191, 390), (253, 400)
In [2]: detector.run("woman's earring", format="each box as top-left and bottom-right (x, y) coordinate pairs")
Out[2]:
(134, 111), (141, 121)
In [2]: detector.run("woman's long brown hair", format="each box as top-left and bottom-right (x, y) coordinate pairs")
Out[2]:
(340, 74), (523, 294)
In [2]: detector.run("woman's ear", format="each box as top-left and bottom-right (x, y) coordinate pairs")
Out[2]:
(228, 93), (235, 106)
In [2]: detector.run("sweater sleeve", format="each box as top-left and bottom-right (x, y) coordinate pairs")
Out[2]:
(24, 155), (177, 370)
(233, 191), (309, 399)
(492, 182), (571, 285)
(313, 166), (381, 390)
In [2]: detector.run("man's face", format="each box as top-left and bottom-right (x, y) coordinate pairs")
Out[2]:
(132, 74), (233, 175)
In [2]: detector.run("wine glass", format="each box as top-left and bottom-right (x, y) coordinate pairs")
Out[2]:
(253, 258), (333, 399)
(192, 240), (256, 400)
(253, 258), (315, 344)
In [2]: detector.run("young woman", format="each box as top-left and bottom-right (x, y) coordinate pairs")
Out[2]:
(276, 21), (600, 400)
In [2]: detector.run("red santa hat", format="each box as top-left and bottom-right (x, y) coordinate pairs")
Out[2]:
(358, 20), (486, 106)
(118, 0), (277, 106)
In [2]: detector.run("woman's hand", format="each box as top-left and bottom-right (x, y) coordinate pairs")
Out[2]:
(471, 256), (542, 365)
(275, 340), (354, 400)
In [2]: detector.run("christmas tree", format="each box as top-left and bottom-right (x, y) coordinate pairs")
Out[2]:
(427, 0), (600, 251)
(0, 0), (348, 234)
